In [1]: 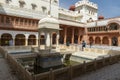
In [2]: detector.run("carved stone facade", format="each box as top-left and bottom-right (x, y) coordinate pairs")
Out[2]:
(0, 0), (120, 46)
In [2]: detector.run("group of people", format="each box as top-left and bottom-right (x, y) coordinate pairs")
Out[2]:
(66, 40), (93, 51)
(81, 40), (93, 50)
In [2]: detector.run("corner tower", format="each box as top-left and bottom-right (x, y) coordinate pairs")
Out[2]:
(75, 0), (98, 23)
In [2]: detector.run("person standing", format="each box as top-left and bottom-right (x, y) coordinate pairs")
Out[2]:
(90, 41), (92, 48)
(82, 40), (86, 51)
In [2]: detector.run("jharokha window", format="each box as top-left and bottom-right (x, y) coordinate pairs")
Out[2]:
(31, 3), (37, 10)
(109, 23), (119, 30)
(6, 17), (10, 24)
(5, 0), (12, 4)
(19, 0), (26, 8)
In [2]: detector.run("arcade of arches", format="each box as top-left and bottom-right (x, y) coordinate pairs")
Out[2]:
(88, 22), (120, 46)
(0, 33), (37, 46)
(88, 36), (120, 46)
(0, 23), (120, 46)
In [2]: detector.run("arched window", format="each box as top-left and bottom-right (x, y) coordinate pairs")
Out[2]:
(31, 3), (37, 10)
(109, 23), (118, 30)
(19, 0), (26, 8)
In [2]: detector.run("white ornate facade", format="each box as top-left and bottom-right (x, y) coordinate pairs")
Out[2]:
(0, 0), (120, 46)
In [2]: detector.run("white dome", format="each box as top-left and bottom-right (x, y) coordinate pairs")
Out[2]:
(39, 15), (59, 24)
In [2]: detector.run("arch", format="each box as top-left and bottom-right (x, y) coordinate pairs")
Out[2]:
(40, 35), (45, 45)
(109, 23), (119, 30)
(95, 37), (101, 44)
(112, 37), (118, 46)
(102, 37), (109, 45)
(74, 35), (78, 44)
(1, 33), (12, 46)
(52, 33), (57, 44)
(15, 34), (25, 46)
(89, 37), (94, 43)
(28, 35), (36, 45)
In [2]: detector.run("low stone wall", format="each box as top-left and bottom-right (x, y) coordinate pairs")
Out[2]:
(1, 46), (120, 80)
(84, 48), (120, 55)
(33, 54), (120, 80)
(59, 45), (81, 52)
(7, 53), (33, 80)
(0, 46), (8, 58)
(3, 46), (32, 53)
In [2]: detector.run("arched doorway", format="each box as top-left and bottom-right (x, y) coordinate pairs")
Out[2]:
(15, 34), (25, 46)
(1, 33), (12, 46)
(95, 37), (101, 45)
(52, 33), (57, 44)
(67, 28), (72, 44)
(74, 35), (78, 44)
(40, 35), (45, 45)
(80, 35), (83, 43)
(28, 35), (36, 45)
(59, 36), (64, 44)
(112, 37), (118, 46)
(102, 37), (109, 45)
(89, 37), (94, 43)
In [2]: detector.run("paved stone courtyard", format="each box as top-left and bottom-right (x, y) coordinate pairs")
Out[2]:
(0, 54), (18, 80)
(74, 61), (120, 80)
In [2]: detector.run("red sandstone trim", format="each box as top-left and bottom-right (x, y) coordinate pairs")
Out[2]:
(0, 27), (38, 32)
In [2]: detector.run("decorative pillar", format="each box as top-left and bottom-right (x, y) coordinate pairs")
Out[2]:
(50, 32), (52, 49)
(78, 29), (80, 44)
(0, 15), (1, 24)
(45, 32), (50, 49)
(108, 38), (112, 46)
(0, 34), (1, 46)
(72, 27), (74, 44)
(64, 27), (67, 44)
(56, 31), (59, 47)
(25, 34), (29, 46)
(38, 32), (41, 50)
(13, 17), (16, 25)
(12, 36), (15, 46)
(93, 36), (95, 44)
(118, 37), (120, 46)
(100, 37), (103, 45)
(4, 16), (6, 24)
(36, 38), (38, 46)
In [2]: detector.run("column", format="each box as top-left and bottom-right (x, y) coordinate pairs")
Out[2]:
(118, 37), (120, 46)
(12, 36), (15, 46)
(72, 27), (74, 44)
(78, 29), (80, 44)
(38, 32), (41, 50)
(25, 34), (29, 46)
(100, 37), (103, 45)
(108, 38), (112, 46)
(56, 31), (59, 47)
(64, 27), (67, 44)
(45, 32), (50, 49)
(0, 34), (1, 46)
(4, 16), (6, 24)
(50, 33), (52, 50)
(13, 17), (16, 25)
(93, 36), (95, 44)
(0, 15), (1, 24)
(36, 38), (38, 46)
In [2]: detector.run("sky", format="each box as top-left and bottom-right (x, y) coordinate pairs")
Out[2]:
(59, 0), (120, 18)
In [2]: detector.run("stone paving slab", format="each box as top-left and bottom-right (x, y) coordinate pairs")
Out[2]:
(74, 62), (120, 80)
(0, 58), (18, 80)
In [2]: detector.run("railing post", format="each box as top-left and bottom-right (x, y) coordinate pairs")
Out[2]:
(83, 61), (86, 73)
(69, 65), (73, 80)
(49, 68), (54, 80)
(94, 59), (97, 70)
(102, 57), (105, 66)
